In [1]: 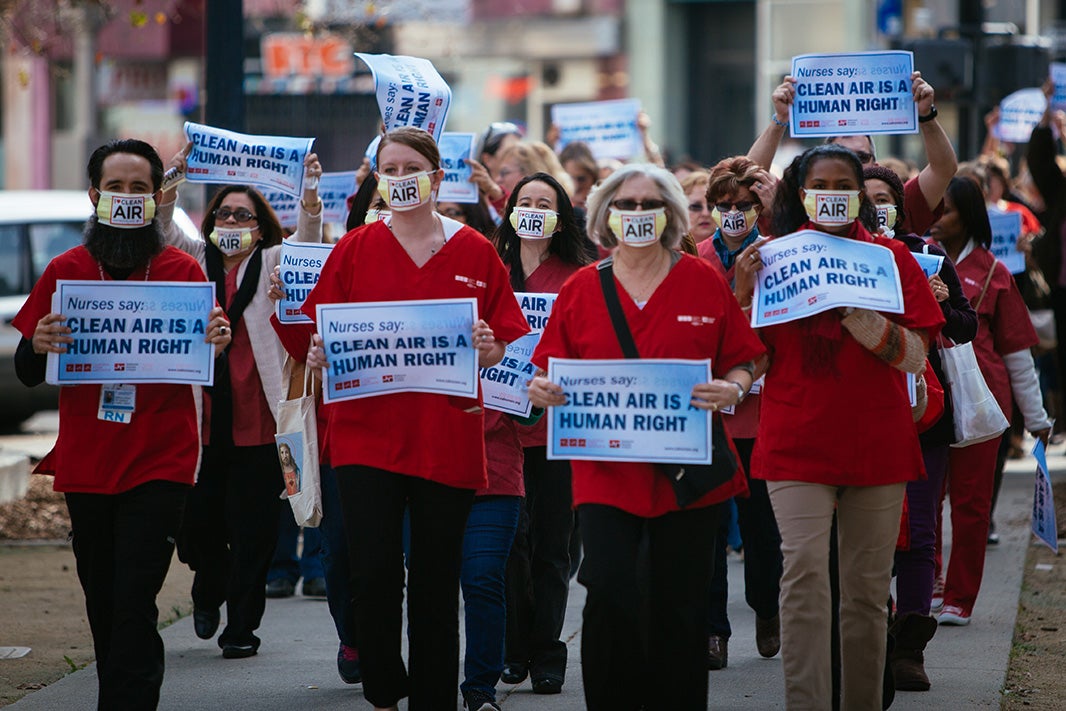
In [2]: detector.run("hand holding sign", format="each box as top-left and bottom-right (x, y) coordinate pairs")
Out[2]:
(32, 313), (74, 355)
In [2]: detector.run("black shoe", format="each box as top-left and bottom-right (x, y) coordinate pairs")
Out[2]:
(755, 614), (781, 658)
(302, 577), (327, 597)
(500, 661), (528, 684)
(531, 676), (563, 695)
(462, 688), (501, 710)
(708, 634), (728, 670)
(222, 643), (257, 659)
(193, 607), (220, 640)
(265, 578), (295, 598)
(337, 643), (361, 684)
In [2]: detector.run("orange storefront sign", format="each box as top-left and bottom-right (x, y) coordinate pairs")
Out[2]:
(261, 34), (354, 79)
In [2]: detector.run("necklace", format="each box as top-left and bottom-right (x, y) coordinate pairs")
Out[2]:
(615, 250), (669, 303)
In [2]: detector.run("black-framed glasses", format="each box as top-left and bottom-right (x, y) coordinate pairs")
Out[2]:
(854, 151), (875, 165)
(213, 207), (257, 224)
(611, 199), (666, 211)
(714, 201), (755, 213)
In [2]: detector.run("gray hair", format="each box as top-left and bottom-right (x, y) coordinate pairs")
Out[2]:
(586, 163), (689, 250)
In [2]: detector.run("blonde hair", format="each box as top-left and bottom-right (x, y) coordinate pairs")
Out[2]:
(497, 141), (573, 195)
(586, 163), (689, 250)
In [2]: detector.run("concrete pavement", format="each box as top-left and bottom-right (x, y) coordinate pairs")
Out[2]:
(10, 448), (1057, 710)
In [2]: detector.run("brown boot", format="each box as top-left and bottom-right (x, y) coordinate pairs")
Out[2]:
(889, 614), (938, 691)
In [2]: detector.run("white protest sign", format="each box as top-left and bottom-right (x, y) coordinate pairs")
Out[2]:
(995, 88), (1047, 144)
(355, 53), (451, 142)
(546, 358), (713, 465)
(319, 171), (358, 224)
(988, 208), (1026, 275)
(317, 298), (478, 403)
(276, 241), (334, 324)
(551, 98), (643, 160)
(481, 292), (557, 416)
(1032, 438), (1058, 553)
(263, 189), (300, 229)
(790, 51), (917, 138)
(1052, 63), (1066, 112)
(438, 132), (478, 204)
(752, 230), (904, 328)
(183, 122), (314, 197)
(46, 281), (216, 386)
(912, 251), (944, 278)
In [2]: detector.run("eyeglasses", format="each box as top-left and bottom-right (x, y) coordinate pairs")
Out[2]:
(714, 201), (756, 213)
(611, 199), (666, 211)
(688, 202), (710, 213)
(854, 151), (875, 165)
(213, 207), (257, 224)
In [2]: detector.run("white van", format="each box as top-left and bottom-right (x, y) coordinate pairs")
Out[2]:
(0, 191), (199, 427)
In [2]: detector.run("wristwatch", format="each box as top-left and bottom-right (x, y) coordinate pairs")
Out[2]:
(728, 380), (746, 404)
(918, 105), (938, 123)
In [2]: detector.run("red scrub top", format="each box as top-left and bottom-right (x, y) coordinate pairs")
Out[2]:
(532, 254), (766, 518)
(952, 245), (1038, 420)
(13, 246), (204, 494)
(751, 222), (945, 487)
(483, 409), (524, 497)
(902, 175), (942, 236)
(301, 220), (529, 490)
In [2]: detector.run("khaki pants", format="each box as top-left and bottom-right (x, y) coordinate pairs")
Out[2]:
(768, 480), (905, 711)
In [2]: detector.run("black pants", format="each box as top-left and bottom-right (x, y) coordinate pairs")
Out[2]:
(336, 465), (474, 710)
(707, 438), (783, 636)
(66, 480), (188, 710)
(504, 446), (573, 681)
(177, 443), (282, 649)
(578, 502), (722, 711)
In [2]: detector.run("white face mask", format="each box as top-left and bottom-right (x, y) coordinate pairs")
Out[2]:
(802, 189), (861, 227)
(364, 209), (391, 225)
(510, 207), (559, 240)
(209, 227), (256, 256)
(712, 207), (758, 238)
(96, 191), (156, 229)
(608, 208), (667, 248)
(876, 203), (898, 238)
(376, 171), (433, 211)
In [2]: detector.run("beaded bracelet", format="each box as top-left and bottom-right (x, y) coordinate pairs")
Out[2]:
(771, 114), (789, 128)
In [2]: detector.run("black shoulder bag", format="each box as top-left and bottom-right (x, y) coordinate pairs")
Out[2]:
(597, 258), (739, 508)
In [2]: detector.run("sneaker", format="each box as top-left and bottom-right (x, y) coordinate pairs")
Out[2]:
(337, 643), (361, 684)
(500, 661), (528, 684)
(462, 689), (501, 711)
(302, 577), (327, 597)
(938, 605), (971, 626)
(930, 577), (945, 613)
(265, 578), (296, 598)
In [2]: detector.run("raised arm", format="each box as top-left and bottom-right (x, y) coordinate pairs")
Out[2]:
(913, 71), (958, 213)
(747, 77), (796, 171)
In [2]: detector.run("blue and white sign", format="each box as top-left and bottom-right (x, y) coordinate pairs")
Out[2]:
(1032, 438), (1058, 553)
(911, 251), (944, 278)
(317, 298), (478, 403)
(183, 122), (315, 197)
(546, 358), (713, 465)
(276, 241), (334, 324)
(995, 88), (1047, 144)
(481, 292), (558, 416)
(551, 98), (643, 160)
(319, 171), (359, 224)
(438, 132), (478, 204)
(789, 51), (917, 138)
(988, 208), (1026, 275)
(1051, 63), (1066, 112)
(46, 281), (216, 386)
(752, 230), (904, 328)
(355, 53), (451, 142)
(263, 189), (300, 229)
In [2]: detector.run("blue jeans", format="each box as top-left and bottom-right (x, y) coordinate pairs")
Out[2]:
(319, 464), (357, 647)
(267, 506), (324, 583)
(460, 495), (522, 697)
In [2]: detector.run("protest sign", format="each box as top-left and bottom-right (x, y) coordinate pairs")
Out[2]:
(354, 53), (451, 142)
(1032, 438), (1058, 553)
(751, 229), (904, 328)
(988, 208), (1026, 275)
(276, 242), (335, 324)
(911, 251), (944, 278)
(551, 98), (643, 160)
(481, 292), (558, 416)
(789, 51), (917, 138)
(318, 171), (358, 224)
(183, 122), (314, 197)
(1052, 63), (1066, 112)
(46, 281), (216, 386)
(263, 189), (301, 229)
(438, 133), (478, 204)
(546, 358), (712, 465)
(995, 88), (1047, 143)
(318, 298), (478, 403)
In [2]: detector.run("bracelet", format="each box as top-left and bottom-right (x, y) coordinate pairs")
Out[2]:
(918, 105), (938, 123)
(727, 380), (747, 404)
(771, 113), (789, 128)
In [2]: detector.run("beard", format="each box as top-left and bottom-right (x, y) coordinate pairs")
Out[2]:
(83, 217), (165, 271)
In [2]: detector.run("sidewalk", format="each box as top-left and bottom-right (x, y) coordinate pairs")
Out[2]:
(11, 450), (1056, 710)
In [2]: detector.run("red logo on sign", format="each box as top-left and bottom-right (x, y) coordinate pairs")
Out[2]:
(115, 363), (125, 371)
(382, 375), (394, 383)
(808, 296), (818, 305)
(609, 440), (620, 448)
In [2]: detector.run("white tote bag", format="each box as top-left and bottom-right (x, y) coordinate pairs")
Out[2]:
(275, 358), (322, 527)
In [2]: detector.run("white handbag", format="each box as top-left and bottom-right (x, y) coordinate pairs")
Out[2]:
(275, 358), (322, 527)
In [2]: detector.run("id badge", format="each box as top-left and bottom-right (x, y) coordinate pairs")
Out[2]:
(98, 384), (136, 424)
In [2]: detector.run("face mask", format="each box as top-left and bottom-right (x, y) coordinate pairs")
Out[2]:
(209, 227), (256, 256)
(608, 208), (667, 248)
(712, 207), (758, 238)
(376, 171), (433, 211)
(802, 189), (861, 227)
(875, 203), (898, 237)
(509, 207), (558, 240)
(364, 209), (391, 225)
(95, 191), (156, 229)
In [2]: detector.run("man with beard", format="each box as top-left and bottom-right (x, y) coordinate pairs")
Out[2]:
(12, 138), (231, 710)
